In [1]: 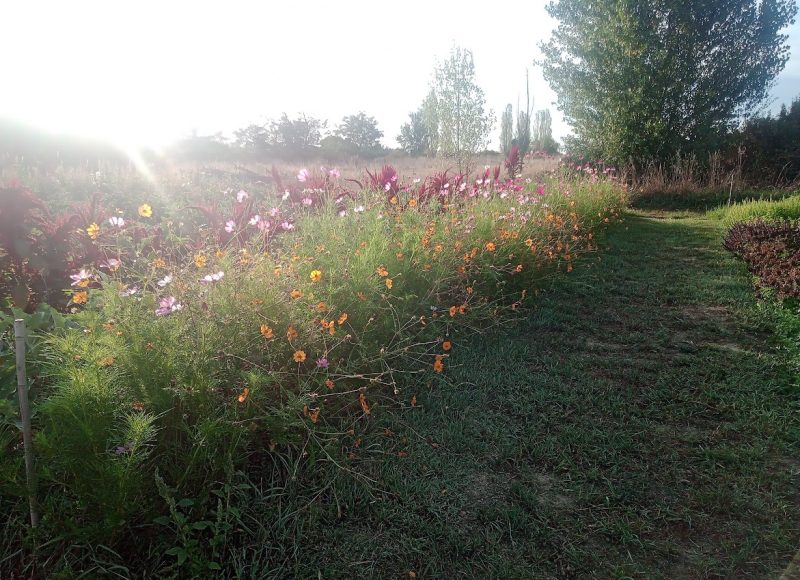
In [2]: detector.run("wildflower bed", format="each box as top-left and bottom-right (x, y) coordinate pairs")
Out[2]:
(0, 164), (624, 574)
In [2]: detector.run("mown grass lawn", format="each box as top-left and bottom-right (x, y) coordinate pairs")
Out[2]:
(293, 209), (800, 578)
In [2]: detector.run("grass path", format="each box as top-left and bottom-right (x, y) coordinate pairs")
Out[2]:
(298, 211), (800, 578)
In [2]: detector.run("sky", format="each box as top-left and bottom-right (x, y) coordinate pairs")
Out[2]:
(1, 1), (798, 152)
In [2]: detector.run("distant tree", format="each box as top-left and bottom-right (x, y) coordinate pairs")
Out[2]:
(319, 135), (357, 162)
(173, 132), (232, 161)
(500, 104), (514, 155)
(267, 113), (325, 159)
(738, 95), (800, 184)
(233, 124), (270, 157)
(335, 112), (384, 157)
(540, 0), (798, 165)
(514, 69), (532, 156)
(421, 89), (439, 156)
(532, 109), (558, 154)
(398, 110), (431, 156)
(431, 46), (494, 171)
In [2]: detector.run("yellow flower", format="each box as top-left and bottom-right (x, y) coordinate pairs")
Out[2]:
(287, 325), (298, 341)
(338, 312), (348, 325)
(138, 204), (153, 218)
(309, 269), (322, 283)
(86, 223), (100, 240)
(442, 340), (452, 351)
(485, 242), (496, 252)
(260, 324), (274, 339)
(290, 289), (303, 299)
(194, 254), (207, 268)
(72, 291), (88, 304)
(215, 249), (225, 258)
(293, 350), (306, 363)
(385, 278), (393, 289)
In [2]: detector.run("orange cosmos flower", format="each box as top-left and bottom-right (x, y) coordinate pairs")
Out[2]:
(485, 242), (496, 252)
(152, 257), (167, 269)
(433, 356), (444, 373)
(338, 312), (348, 325)
(194, 254), (207, 268)
(303, 405), (320, 424)
(359, 392), (371, 415)
(290, 289), (302, 299)
(515, 264), (523, 273)
(376, 265), (389, 277)
(72, 291), (89, 304)
(237, 387), (249, 403)
(385, 278), (393, 289)
(442, 340), (452, 351)
(449, 306), (457, 317)
(293, 350), (306, 363)
(260, 324), (274, 339)
(286, 326), (298, 341)
(316, 301), (328, 312)
(458, 304), (467, 315)
(525, 238), (534, 247)
(325, 378), (335, 390)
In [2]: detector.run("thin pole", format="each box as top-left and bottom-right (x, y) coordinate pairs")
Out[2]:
(14, 319), (39, 528)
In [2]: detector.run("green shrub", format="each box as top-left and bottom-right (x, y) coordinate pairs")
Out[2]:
(710, 193), (800, 227)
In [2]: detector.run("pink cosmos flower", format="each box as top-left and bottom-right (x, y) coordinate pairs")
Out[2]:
(155, 296), (182, 317)
(249, 215), (261, 226)
(157, 274), (172, 287)
(269, 207), (280, 217)
(536, 184), (545, 195)
(119, 285), (139, 297)
(100, 258), (121, 271)
(328, 168), (341, 178)
(297, 168), (310, 182)
(108, 216), (125, 227)
(70, 269), (92, 286)
(302, 197), (313, 206)
(237, 190), (249, 203)
(316, 357), (329, 369)
(199, 271), (225, 284)
(281, 221), (294, 231)
(225, 220), (236, 233)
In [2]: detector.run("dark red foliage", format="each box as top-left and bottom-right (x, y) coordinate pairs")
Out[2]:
(505, 145), (522, 179)
(0, 186), (94, 311)
(724, 219), (800, 298)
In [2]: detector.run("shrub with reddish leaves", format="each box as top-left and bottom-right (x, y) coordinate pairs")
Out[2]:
(724, 219), (800, 298)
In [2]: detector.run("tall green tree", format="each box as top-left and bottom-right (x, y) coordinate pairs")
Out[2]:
(397, 110), (430, 156)
(500, 104), (514, 155)
(540, 0), (797, 165)
(514, 69), (533, 156)
(335, 112), (384, 157)
(432, 46), (495, 171)
(532, 109), (558, 154)
(421, 89), (439, 156)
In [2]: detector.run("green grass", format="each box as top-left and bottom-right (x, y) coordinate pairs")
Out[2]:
(287, 209), (800, 578)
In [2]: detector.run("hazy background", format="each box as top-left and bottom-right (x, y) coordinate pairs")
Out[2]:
(2, 0), (798, 151)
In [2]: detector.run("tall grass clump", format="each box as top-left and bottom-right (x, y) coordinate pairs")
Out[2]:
(0, 165), (625, 574)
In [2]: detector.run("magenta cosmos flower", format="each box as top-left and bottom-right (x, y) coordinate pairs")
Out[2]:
(155, 296), (182, 316)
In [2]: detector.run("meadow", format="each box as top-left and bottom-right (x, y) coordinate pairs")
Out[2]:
(1, 154), (627, 576)
(3, 148), (800, 577)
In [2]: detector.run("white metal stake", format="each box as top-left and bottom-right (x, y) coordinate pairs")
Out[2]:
(14, 319), (39, 528)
